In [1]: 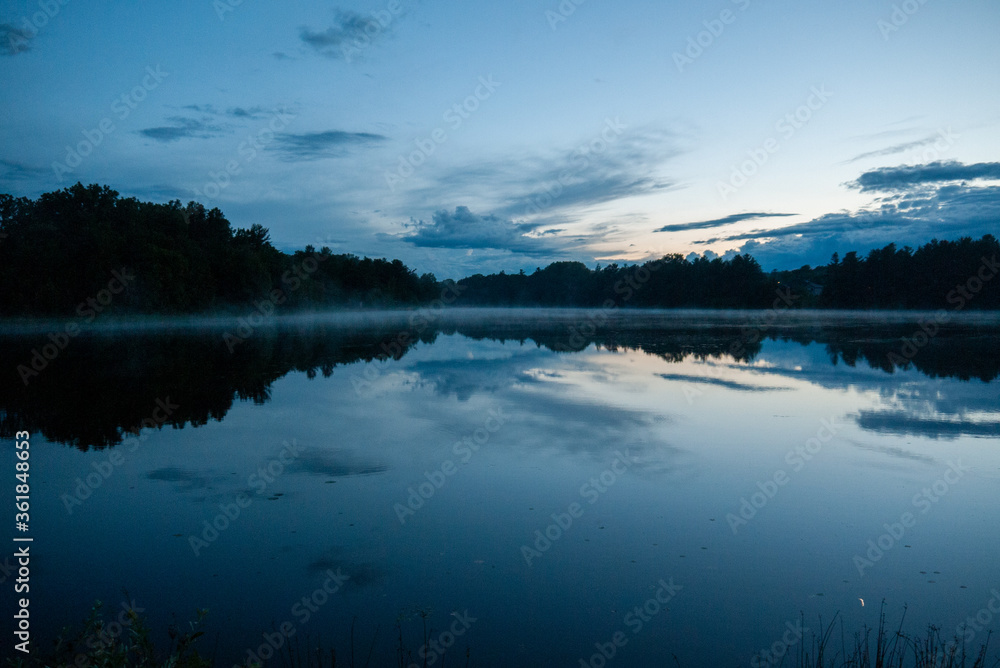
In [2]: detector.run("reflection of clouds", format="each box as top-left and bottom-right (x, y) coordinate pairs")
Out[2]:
(306, 547), (388, 588)
(410, 350), (549, 401)
(657, 373), (789, 392)
(855, 411), (1000, 440)
(843, 438), (939, 467)
(722, 344), (1000, 440)
(286, 448), (388, 478)
(144, 467), (228, 492)
(505, 373), (687, 475)
(408, 342), (688, 475)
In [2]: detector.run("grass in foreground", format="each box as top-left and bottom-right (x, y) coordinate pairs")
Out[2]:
(6, 599), (998, 667)
(781, 602), (998, 668)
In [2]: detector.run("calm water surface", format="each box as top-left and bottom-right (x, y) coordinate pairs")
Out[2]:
(3, 309), (999, 667)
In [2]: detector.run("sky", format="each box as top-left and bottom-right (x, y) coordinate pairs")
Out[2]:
(1, 0), (999, 278)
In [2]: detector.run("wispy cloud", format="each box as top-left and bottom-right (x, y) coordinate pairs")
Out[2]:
(0, 159), (48, 181)
(399, 125), (686, 227)
(656, 212), (795, 234)
(227, 106), (269, 120)
(139, 117), (223, 142)
(851, 160), (1000, 192)
(300, 11), (391, 59)
(845, 135), (943, 164)
(270, 130), (387, 161)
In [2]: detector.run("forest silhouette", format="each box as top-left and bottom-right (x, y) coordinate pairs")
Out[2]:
(1, 183), (998, 315)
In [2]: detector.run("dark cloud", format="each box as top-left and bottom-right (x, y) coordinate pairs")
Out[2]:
(139, 117), (222, 142)
(145, 467), (220, 491)
(0, 159), (47, 181)
(855, 411), (1000, 440)
(227, 106), (268, 119)
(284, 449), (387, 477)
(0, 24), (31, 56)
(271, 130), (386, 160)
(400, 206), (558, 255)
(657, 373), (788, 392)
(656, 212), (795, 234)
(300, 11), (391, 59)
(693, 162), (1000, 269)
(851, 161), (1000, 192)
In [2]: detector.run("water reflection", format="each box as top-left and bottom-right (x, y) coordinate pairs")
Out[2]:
(1, 310), (998, 450)
(6, 309), (1000, 666)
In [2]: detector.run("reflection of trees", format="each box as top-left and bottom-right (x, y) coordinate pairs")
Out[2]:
(0, 318), (995, 450)
(0, 324), (433, 450)
(771, 326), (1000, 382)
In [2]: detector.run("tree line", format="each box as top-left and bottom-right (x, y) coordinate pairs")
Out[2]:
(0, 184), (997, 315)
(0, 183), (439, 316)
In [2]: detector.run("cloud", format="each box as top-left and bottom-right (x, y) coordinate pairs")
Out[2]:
(139, 117), (223, 142)
(400, 206), (562, 255)
(723, 185), (1000, 269)
(851, 161), (1000, 192)
(855, 411), (1000, 439)
(657, 373), (788, 392)
(0, 24), (31, 56)
(227, 106), (268, 119)
(656, 212), (795, 234)
(300, 11), (392, 59)
(398, 125), (686, 234)
(0, 159), (47, 181)
(845, 135), (944, 164)
(270, 130), (387, 160)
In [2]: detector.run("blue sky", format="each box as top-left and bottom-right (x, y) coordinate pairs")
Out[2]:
(1, 0), (999, 277)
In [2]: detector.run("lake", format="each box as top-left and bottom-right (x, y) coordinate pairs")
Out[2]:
(3, 308), (1000, 667)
